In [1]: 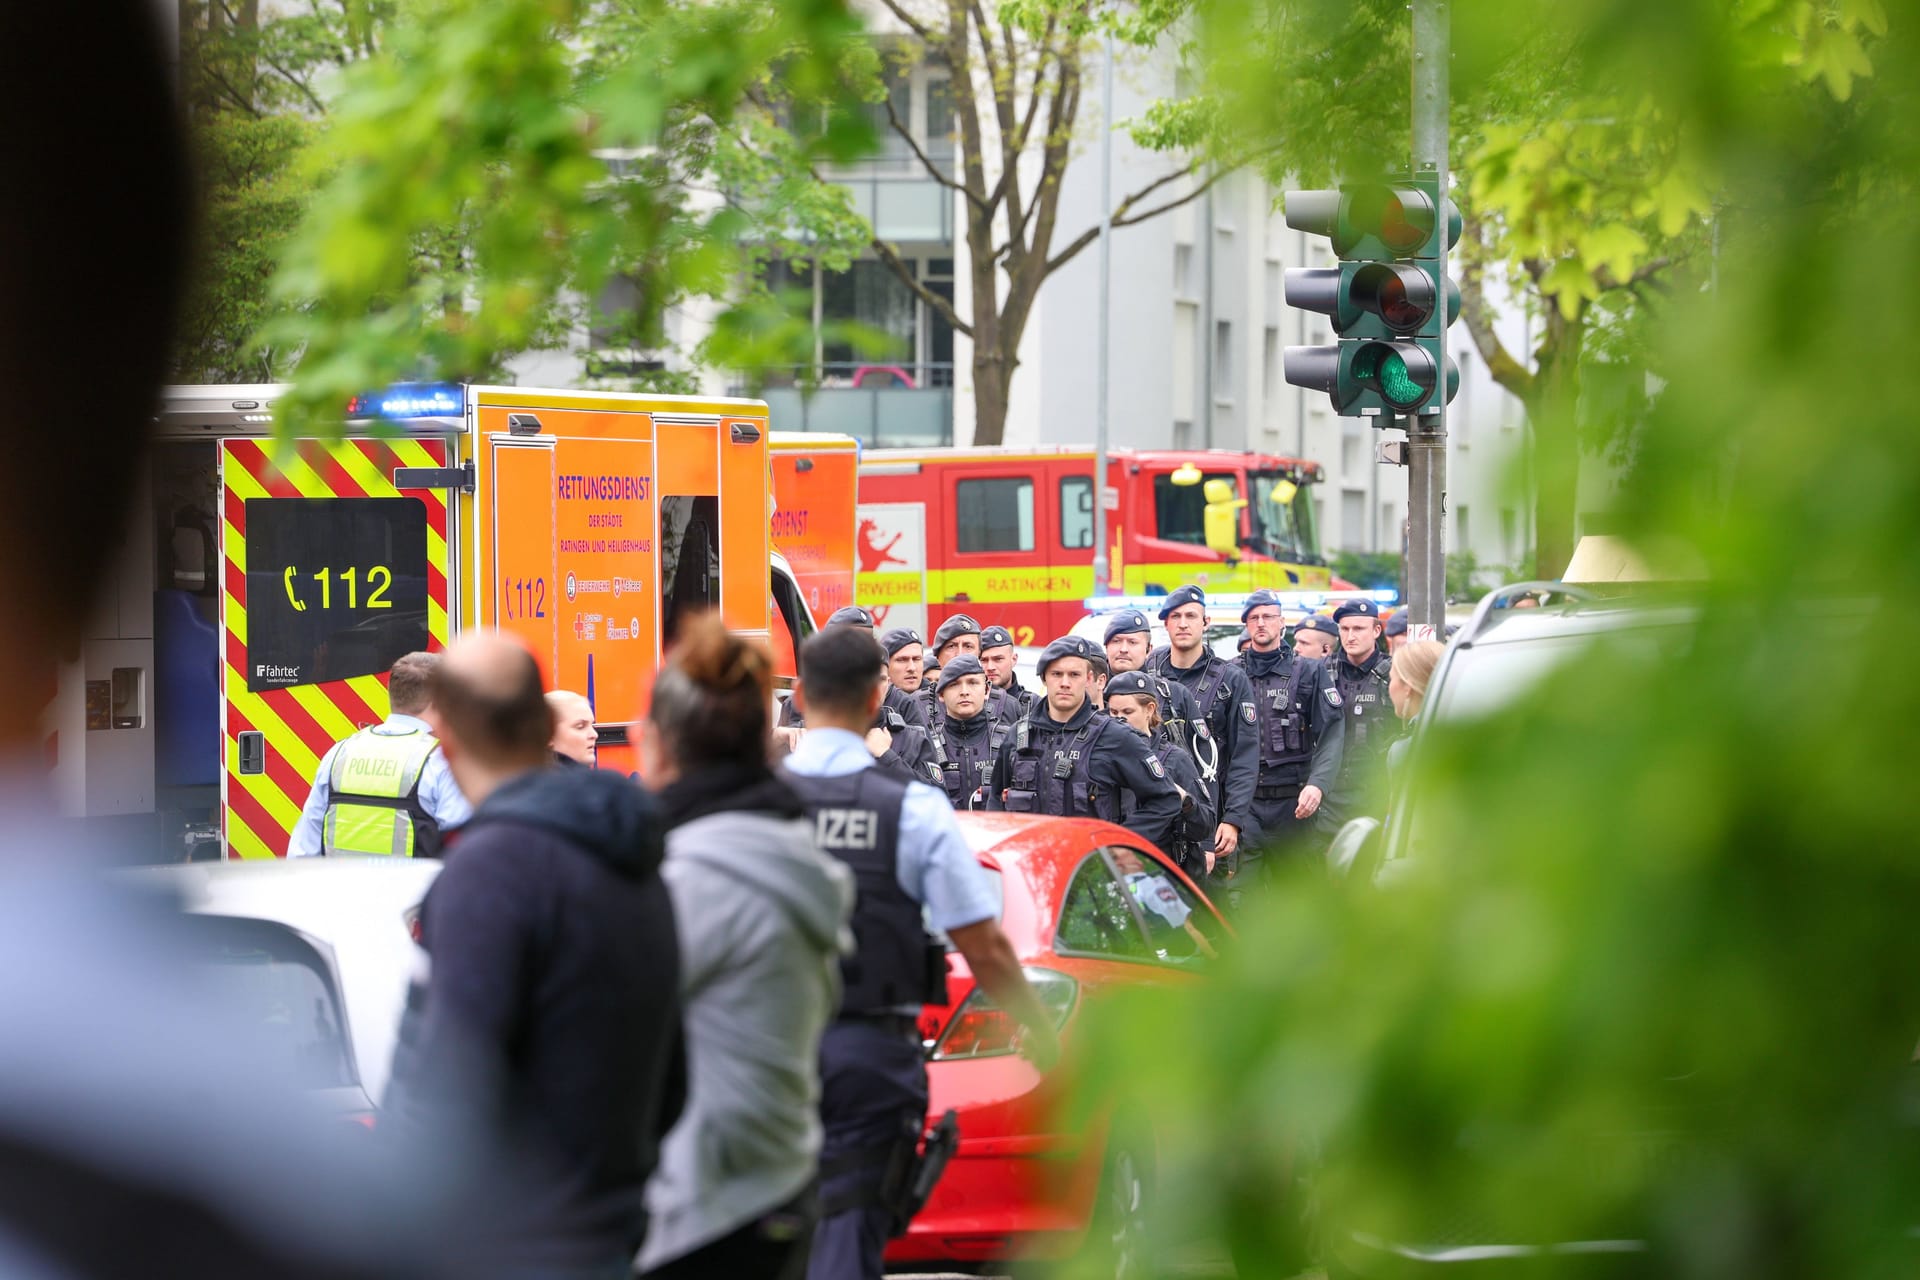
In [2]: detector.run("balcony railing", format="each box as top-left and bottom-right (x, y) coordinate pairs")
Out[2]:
(733, 363), (954, 447)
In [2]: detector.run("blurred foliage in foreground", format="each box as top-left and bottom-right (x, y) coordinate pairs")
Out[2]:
(1065, 2), (1920, 1278)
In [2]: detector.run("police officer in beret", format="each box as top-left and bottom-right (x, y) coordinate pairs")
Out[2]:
(1103, 609), (1217, 786)
(978, 625), (1036, 719)
(923, 654), (1010, 809)
(1144, 585), (1260, 870)
(781, 621), (939, 780)
(780, 608), (890, 730)
(880, 627), (925, 698)
(989, 635), (1182, 849)
(1234, 588), (1344, 873)
(912, 614), (1023, 728)
(1322, 599), (1400, 822)
(1383, 610), (1409, 653)
(1103, 671), (1217, 881)
(1290, 613), (1339, 662)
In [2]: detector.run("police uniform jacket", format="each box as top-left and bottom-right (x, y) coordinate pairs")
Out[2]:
(985, 696), (1184, 851)
(1330, 651), (1398, 779)
(1236, 644), (1345, 794)
(926, 708), (1009, 810)
(1118, 725), (1215, 871)
(1145, 647), (1260, 835)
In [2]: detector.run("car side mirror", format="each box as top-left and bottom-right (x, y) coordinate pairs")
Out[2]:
(1325, 816), (1381, 881)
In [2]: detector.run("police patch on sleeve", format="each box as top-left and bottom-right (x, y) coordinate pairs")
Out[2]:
(1324, 685), (1343, 708)
(1240, 702), (1257, 726)
(1146, 755), (1165, 779)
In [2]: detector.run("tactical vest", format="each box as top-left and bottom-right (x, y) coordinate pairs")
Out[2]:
(782, 766), (946, 1015)
(1333, 654), (1396, 761)
(927, 714), (1011, 810)
(1001, 713), (1123, 823)
(1243, 656), (1316, 778)
(1156, 654), (1234, 743)
(323, 726), (444, 857)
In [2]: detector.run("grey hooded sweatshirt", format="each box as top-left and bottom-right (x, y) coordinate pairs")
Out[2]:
(638, 771), (855, 1270)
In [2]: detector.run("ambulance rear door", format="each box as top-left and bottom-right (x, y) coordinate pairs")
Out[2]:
(218, 433), (457, 859)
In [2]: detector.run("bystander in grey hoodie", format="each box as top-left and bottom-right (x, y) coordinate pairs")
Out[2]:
(638, 765), (855, 1271)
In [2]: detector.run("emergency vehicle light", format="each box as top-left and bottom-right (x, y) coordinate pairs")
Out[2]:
(346, 382), (466, 421)
(1081, 590), (1399, 613)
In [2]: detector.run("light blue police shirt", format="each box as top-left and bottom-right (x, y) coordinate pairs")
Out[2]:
(287, 714), (474, 858)
(784, 728), (1001, 932)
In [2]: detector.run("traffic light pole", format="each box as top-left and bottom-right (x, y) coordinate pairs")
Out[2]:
(1407, 0), (1449, 637)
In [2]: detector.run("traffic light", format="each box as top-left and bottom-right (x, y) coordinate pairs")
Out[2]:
(1282, 177), (1461, 419)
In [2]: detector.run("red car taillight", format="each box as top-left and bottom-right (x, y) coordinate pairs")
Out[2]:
(928, 967), (1077, 1062)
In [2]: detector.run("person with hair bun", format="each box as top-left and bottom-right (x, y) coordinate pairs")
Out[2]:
(638, 614), (855, 1280)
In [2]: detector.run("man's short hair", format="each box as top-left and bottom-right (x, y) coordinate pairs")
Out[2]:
(428, 646), (550, 765)
(388, 652), (441, 716)
(799, 625), (886, 715)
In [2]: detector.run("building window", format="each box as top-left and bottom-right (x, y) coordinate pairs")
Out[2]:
(956, 478), (1034, 554)
(1457, 503), (1471, 552)
(1172, 419), (1193, 450)
(1262, 327), (1279, 405)
(1341, 489), (1367, 552)
(1213, 321), (1232, 400)
(1174, 244), (1195, 299)
(1341, 435), (1362, 475)
(1059, 476), (1095, 550)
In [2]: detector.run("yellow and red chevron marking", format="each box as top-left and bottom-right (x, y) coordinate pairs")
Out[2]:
(220, 437), (451, 859)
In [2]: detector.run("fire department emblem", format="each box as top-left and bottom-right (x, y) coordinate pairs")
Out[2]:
(565, 572), (577, 601)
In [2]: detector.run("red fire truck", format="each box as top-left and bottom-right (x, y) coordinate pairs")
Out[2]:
(854, 447), (1330, 643)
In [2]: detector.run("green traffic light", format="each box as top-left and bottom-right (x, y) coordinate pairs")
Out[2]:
(1379, 350), (1423, 405)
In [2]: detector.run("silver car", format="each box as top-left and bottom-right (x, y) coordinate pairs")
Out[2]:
(129, 858), (442, 1119)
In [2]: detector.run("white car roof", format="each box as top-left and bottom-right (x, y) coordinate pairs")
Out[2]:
(127, 859), (442, 1104)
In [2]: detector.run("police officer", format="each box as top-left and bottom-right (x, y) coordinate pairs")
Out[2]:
(1103, 671), (1217, 881)
(289, 651), (471, 857)
(1290, 613), (1339, 662)
(1322, 598), (1400, 822)
(1384, 609), (1409, 654)
(978, 625), (1036, 719)
(912, 614), (1023, 727)
(880, 627), (926, 699)
(783, 627), (1060, 1280)
(922, 654), (1010, 809)
(1144, 586), (1260, 872)
(1103, 608), (1219, 791)
(988, 635), (1183, 849)
(1235, 588), (1344, 874)
(778, 610), (915, 730)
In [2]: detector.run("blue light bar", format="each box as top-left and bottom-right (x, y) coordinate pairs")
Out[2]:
(346, 382), (466, 420)
(1082, 588), (1399, 614)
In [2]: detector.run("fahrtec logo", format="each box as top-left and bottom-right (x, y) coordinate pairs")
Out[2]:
(256, 663), (300, 681)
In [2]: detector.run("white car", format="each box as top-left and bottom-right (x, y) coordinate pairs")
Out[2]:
(128, 858), (442, 1118)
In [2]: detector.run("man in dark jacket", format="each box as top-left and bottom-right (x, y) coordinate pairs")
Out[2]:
(923, 654), (1011, 809)
(388, 633), (683, 1277)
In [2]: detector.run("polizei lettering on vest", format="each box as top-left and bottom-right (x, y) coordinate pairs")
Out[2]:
(813, 808), (880, 850)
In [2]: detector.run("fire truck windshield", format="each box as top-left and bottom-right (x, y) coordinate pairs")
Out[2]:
(1249, 470), (1323, 565)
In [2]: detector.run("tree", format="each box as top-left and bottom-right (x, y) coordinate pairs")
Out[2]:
(823, 0), (1235, 447)
(174, 0), (377, 382)
(1130, 0), (1880, 577)
(262, 0), (876, 433)
(1065, 5), (1920, 1279)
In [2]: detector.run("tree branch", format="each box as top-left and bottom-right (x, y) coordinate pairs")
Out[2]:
(1045, 162), (1224, 276)
(870, 236), (974, 337)
(882, 91), (981, 207)
(875, 0), (935, 41)
(1460, 253), (1536, 404)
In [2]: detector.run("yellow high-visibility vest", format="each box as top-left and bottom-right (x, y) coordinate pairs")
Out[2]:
(322, 725), (444, 857)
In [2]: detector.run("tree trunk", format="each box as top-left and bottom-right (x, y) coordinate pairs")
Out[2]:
(1529, 305), (1586, 580)
(971, 347), (1010, 445)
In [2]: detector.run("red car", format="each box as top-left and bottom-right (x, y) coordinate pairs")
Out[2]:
(885, 813), (1232, 1273)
